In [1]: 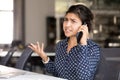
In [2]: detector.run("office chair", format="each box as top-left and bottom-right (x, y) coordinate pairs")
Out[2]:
(0, 48), (16, 66)
(15, 47), (34, 70)
(94, 48), (107, 80)
(94, 48), (120, 80)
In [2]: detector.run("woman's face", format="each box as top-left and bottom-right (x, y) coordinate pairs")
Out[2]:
(63, 13), (82, 37)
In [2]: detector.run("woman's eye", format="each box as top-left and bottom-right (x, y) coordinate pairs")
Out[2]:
(63, 18), (68, 21)
(71, 20), (76, 23)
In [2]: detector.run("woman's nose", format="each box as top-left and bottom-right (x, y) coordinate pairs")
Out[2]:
(65, 21), (71, 27)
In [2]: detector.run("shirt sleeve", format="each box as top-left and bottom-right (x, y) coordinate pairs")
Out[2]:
(44, 59), (57, 75)
(43, 43), (59, 76)
(42, 57), (50, 64)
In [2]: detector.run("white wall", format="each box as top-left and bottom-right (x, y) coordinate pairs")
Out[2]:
(25, 0), (55, 46)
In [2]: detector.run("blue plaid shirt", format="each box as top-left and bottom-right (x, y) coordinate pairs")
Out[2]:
(45, 38), (100, 80)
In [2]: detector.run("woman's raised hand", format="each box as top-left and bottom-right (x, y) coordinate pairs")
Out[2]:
(28, 42), (48, 62)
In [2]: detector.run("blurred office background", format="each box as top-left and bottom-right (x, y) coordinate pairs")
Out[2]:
(0, 0), (120, 51)
(0, 0), (120, 79)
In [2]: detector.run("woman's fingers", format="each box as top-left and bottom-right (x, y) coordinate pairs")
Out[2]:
(36, 41), (40, 51)
(41, 43), (44, 51)
(28, 42), (45, 54)
(28, 42), (48, 61)
(28, 43), (36, 50)
(80, 24), (87, 32)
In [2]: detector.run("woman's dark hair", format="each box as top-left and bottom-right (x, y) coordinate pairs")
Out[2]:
(65, 4), (94, 32)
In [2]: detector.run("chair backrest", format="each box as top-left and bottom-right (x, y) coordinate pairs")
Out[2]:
(94, 48), (108, 80)
(0, 48), (16, 66)
(94, 48), (120, 80)
(15, 47), (33, 70)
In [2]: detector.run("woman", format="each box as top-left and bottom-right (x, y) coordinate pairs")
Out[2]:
(29, 4), (100, 80)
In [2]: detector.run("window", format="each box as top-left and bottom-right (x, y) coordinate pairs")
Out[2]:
(0, 0), (13, 44)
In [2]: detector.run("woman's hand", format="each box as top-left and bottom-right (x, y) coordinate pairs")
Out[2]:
(79, 24), (89, 45)
(28, 42), (48, 62)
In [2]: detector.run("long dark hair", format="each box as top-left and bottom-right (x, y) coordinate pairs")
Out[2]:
(65, 4), (94, 32)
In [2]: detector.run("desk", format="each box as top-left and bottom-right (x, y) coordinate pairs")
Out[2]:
(0, 51), (55, 57)
(0, 51), (55, 73)
(0, 65), (66, 80)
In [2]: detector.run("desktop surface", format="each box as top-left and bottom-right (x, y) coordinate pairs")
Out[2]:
(0, 65), (66, 80)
